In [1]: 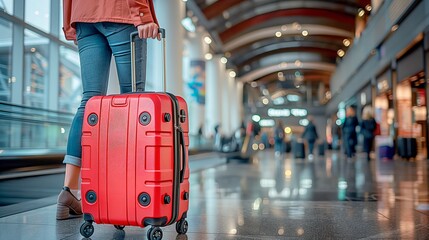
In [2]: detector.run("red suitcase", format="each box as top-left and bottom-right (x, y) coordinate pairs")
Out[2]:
(79, 29), (190, 240)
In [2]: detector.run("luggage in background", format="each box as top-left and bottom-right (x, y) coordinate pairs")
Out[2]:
(375, 136), (394, 160)
(79, 29), (190, 240)
(397, 137), (417, 160)
(284, 141), (292, 153)
(379, 145), (395, 159)
(318, 143), (325, 156)
(294, 141), (306, 159)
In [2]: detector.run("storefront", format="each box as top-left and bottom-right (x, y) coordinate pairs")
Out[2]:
(374, 69), (394, 136)
(396, 43), (426, 156)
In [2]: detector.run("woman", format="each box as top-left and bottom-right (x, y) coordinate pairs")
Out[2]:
(360, 105), (377, 161)
(342, 106), (359, 159)
(57, 0), (160, 220)
(302, 116), (318, 159)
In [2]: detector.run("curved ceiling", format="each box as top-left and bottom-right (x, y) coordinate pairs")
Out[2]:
(188, 0), (371, 106)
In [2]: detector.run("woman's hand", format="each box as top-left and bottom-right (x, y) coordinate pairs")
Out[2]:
(137, 23), (161, 40)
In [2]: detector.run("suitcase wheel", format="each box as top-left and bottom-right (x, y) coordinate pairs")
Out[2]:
(114, 225), (125, 230)
(176, 219), (188, 234)
(147, 226), (163, 240)
(80, 221), (94, 238)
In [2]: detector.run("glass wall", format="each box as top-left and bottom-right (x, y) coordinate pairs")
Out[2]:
(25, 0), (51, 33)
(0, 19), (12, 102)
(59, 46), (81, 112)
(0, 0), (13, 15)
(0, 1), (80, 152)
(23, 29), (50, 108)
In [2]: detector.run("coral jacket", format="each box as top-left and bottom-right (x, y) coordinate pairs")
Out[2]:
(63, 0), (158, 40)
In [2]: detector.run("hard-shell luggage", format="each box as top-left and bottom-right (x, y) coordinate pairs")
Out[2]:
(284, 141), (291, 153)
(397, 137), (417, 160)
(79, 29), (190, 240)
(379, 145), (394, 160)
(294, 142), (306, 159)
(318, 143), (325, 156)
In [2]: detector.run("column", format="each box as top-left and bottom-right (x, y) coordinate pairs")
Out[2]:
(10, 0), (25, 148)
(391, 60), (398, 140)
(423, 33), (429, 158)
(236, 82), (244, 129)
(48, 0), (60, 111)
(307, 81), (312, 106)
(183, 28), (208, 135)
(149, 1), (185, 96)
(206, 55), (224, 137)
(221, 69), (232, 135)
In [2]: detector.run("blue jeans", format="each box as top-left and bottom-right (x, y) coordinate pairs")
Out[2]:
(63, 22), (140, 167)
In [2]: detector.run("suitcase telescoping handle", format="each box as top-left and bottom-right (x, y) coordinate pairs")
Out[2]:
(179, 129), (186, 183)
(130, 28), (166, 92)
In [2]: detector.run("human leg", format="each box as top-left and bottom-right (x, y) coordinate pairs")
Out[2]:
(98, 23), (139, 94)
(58, 23), (113, 220)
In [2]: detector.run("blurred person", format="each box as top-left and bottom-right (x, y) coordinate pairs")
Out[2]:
(360, 105), (377, 161)
(331, 117), (341, 150)
(302, 116), (318, 159)
(274, 120), (285, 156)
(197, 124), (204, 146)
(58, 0), (160, 220)
(342, 106), (359, 159)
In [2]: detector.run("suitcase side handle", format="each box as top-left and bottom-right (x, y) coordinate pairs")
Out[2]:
(130, 28), (166, 92)
(178, 129), (186, 183)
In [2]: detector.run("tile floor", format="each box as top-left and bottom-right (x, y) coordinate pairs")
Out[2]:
(0, 150), (428, 239)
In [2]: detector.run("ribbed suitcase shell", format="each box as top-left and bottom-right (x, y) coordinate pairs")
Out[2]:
(81, 92), (189, 227)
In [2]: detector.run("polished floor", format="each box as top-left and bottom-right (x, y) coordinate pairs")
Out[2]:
(0, 149), (428, 239)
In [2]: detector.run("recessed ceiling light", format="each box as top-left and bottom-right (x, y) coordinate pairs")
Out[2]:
(222, 11), (230, 19)
(391, 24), (399, 32)
(293, 22), (301, 30)
(229, 71), (236, 78)
(204, 36), (212, 44)
(358, 9), (365, 17)
(205, 53), (213, 60)
(275, 31), (282, 38)
(343, 39), (351, 47)
(220, 57), (228, 64)
(337, 49), (345, 57)
(302, 30), (308, 36)
(365, 4), (372, 11)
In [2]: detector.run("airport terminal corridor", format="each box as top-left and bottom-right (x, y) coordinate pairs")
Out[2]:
(2, 0), (429, 239)
(1, 150), (428, 239)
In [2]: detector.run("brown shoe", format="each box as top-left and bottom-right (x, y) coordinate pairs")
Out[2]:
(56, 186), (83, 220)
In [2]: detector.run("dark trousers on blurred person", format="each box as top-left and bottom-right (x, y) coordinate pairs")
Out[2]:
(363, 137), (374, 160)
(307, 139), (316, 156)
(344, 135), (356, 158)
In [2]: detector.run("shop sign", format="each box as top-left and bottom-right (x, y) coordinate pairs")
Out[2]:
(268, 108), (308, 117)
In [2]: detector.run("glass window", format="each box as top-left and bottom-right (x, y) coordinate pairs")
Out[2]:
(59, 46), (81, 113)
(0, 0), (13, 15)
(0, 19), (13, 102)
(25, 0), (51, 33)
(59, 0), (67, 42)
(23, 29), (50, 108)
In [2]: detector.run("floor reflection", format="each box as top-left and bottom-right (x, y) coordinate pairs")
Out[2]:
(1, 149), (428, 239)
(188, 149), (429, 238)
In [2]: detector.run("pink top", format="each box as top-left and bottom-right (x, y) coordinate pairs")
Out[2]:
(63, 0), (158, 40)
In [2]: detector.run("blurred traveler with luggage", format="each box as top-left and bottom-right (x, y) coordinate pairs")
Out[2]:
(302, 116), (318, 160)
